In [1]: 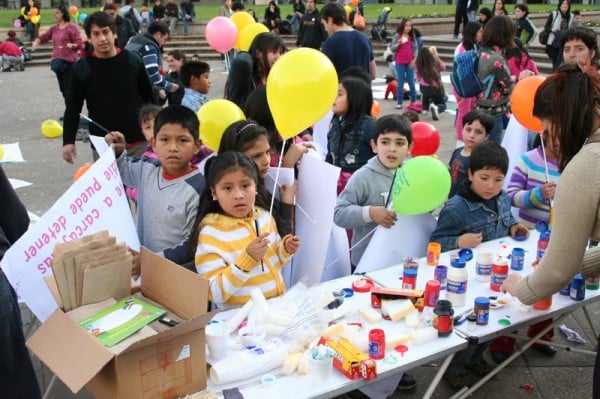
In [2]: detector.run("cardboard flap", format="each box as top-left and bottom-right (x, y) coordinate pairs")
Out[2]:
(140, 248), (209, 319)
(26, 309), (114, 393)
(123, 310), (217, 354)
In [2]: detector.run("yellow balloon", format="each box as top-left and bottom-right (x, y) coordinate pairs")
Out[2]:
(344, 5), (352, 14)
(197, 100), (245, 151)
(267, 48), (338, 139)
(20, 6), (26, 17)
(41, 119), (63, 138)
(31, 15), (40, 24)
(0, 145), (4, 161)
(231, 11), (255, 49)
(238, 23), (269, 52)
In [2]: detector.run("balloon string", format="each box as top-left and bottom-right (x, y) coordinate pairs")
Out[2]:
(267, 141), (286, 231)
(268, 175), (316, 225)
(322, 225), (379, 271)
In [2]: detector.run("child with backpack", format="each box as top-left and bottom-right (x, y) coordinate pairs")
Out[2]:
(506, 38), (539, 82)
(415, 46), (447, 121)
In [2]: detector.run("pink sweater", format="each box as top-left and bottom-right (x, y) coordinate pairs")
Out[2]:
(395, 36), (414, 65)
(37, 23), (83, 62)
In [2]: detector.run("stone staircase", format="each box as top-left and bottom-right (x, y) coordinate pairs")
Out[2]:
(6, 12), (600, 75)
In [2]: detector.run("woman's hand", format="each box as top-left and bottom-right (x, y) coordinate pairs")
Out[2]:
(457, 232), (483, 248)
(502, 272), (523, 295)
(246, 232), (270, 262)
(284, 235), (301, 254)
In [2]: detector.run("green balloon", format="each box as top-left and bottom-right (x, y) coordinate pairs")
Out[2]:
(392, 156), (451, 215)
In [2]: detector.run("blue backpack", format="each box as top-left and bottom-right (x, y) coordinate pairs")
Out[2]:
(450, 49), (494, 98)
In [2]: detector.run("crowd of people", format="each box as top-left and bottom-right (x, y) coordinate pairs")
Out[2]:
(4, 1), (600, 398)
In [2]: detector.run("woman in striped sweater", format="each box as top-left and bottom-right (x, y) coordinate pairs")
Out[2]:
(194, 152), (301, 308)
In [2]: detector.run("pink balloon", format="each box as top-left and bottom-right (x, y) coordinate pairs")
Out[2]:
(206, 17), (238, 53)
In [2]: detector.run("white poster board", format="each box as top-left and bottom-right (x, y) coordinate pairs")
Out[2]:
(0, 149), (139, 322)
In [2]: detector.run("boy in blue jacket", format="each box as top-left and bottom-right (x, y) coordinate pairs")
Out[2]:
(430, 141), (529, 388)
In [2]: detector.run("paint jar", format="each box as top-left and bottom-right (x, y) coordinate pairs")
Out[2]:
(424, 280), (441, 307)
(434, 265), (448, 291)
(467, 314), (477, 332)
(474, 297), (490, 326)
(570, 274), (586, 301)
(475, 248), (494, 282)
(427, 242), (441, 266)
(510, 248), (525, 271)
(446, 258), (468, 307)
(433, 300), (454, 337)
(402, 269), (417, 290)
(490, 258), (509, 292)
(586, 275), (600, 290)
(532, 296), (552, 310)
(368, 329), (385, 359)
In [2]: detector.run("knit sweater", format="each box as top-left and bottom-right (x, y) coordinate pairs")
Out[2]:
(195, 208), (293, 307)
(117, 154), (205, 265)
(36, 23), (83, 62)
(516, 133), (600, 304)
(507, 146), (560, 228)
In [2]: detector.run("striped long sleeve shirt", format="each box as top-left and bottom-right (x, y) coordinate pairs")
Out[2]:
(507, 146), (560, 228)
(195, 207), (293, 307)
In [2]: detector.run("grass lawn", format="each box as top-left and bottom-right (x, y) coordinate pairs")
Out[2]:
(1, 4), (600, 28)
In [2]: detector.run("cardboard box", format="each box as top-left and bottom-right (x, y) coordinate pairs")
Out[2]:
(320, 337), (377, 381)
(28, 248), (214, 399)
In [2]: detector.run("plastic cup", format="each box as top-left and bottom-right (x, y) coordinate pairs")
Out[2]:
(310, 356), (333, 386)
(205, 322), (229, 361)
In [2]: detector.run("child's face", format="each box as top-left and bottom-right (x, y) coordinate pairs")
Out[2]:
(211, 168), (257, 218)
(574, 14), (581, 24)
(243, 135), (271, 179)
(468, 167), (505, 200)
(403, 21), (412, 34)
(370, 132), (413, 170)
(151, 123), (201, 176)
(140, 117), (154, 142)
(260, 48), (282, 70)
(462, 120), (488, 152)
(332, 83), (348, 116)
(191, 72), (211, 94)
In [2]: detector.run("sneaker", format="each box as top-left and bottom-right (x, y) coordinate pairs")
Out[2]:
(443, 371), (470, 389)
(396, 373), (417, 391)
(430, 104), (440, 120)
(395, 104), (403, 110)
(465, 359), (493, 377)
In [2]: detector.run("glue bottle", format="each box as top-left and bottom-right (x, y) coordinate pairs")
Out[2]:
(446, 257), (468, 307)
(475, 248), (493, 282)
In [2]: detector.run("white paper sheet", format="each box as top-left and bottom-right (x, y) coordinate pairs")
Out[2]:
(0, 142), (25, 163)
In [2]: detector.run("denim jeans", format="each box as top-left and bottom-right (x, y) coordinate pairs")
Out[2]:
(488, 115), (505, 145)
(181, 15), (193, 35)
(0, 270), (41, 399)
(395, 63), (417, 104)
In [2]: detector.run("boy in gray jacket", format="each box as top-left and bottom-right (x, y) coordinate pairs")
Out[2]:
(334, 114), (413, 268)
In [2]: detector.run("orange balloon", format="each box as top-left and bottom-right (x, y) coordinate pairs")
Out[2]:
(73, 163), (92, 182)
(69, 5), (78, 16)
(351, 0), (359, 6)
(371, 100), (381, 119)
(29, 6), (38, 16)
(510, 75), (545, 133)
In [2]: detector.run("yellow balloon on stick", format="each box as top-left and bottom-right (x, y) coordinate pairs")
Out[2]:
(267, 48), (338, 139)
(41, 120), (63, 138)
(197, 100), (246, 151)
(31, 15), (40, 24)
(231, 11), (255, 49)
(238, 23), (269, 52)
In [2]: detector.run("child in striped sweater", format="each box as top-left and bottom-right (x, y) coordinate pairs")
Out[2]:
(506, 132), (560, 228)
(194, 151), (301, 308)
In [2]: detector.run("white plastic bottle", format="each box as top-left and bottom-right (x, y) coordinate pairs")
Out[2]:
(446, 257), (468, 307)
(475, 248), (493, 282)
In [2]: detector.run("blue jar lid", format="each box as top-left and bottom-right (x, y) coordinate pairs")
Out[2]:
(475, 297), (490, 307)
(403, 269), (418, 277)
(574, 273), (584, 281)
(458, 248), (474, 261)
(512, 247), (525, 255)
(536, 221), (549, 233)
(450, 257), (466, 268)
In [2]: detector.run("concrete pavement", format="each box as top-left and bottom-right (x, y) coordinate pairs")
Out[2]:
(1, 60), (597, 399)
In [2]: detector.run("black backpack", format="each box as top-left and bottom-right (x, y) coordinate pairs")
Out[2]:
(125, 7), (141, 33)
